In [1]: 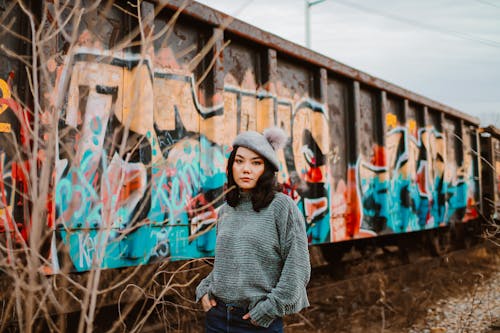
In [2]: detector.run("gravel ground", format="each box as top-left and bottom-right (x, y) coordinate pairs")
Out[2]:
(285, 244), (500, 333)
(409, 269), (500, 333)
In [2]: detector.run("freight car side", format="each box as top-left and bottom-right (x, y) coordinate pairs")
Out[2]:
(0, 0), (483, 275)
(0, 2), (32, 248)
(480, 125), (500, 223)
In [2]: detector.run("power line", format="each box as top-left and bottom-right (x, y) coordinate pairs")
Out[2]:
(329, 0), (500, 49)
(473, 0), (500, 9)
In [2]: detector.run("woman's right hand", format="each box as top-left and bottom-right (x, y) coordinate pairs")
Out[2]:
(201, 294), (217, 312)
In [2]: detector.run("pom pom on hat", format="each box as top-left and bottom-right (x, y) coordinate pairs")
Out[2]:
(232, 127), (288, 171)
(263, 127), (288, 151)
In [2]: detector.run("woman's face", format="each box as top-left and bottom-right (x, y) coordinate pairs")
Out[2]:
(232, 146), (266, 192)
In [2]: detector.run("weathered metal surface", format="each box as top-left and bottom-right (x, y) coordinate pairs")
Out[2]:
(480, 126), (500, 221)
(326, 76), (349, 241)
(358, 87), (378, 160)
(326, 77), (348, 179)
(494, 134), (500, 219)
(0, 0), (483, 273)
(161, 0), (480, 125)
(0, 2), (31, 243)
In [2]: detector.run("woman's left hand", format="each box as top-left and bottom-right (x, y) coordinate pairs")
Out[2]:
(242, 313), (259, 326)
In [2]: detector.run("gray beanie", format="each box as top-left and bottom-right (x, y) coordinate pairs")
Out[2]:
(232, 127), (288, 171)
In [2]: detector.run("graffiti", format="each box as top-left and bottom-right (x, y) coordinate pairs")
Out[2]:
(50, 47), (480, 271)
(149, 136), (225, 258)
(0, 33), (480, 272)
(49, 49), (230, 270)
(357, 114), (477, 236)
(55, 54), (153, 270)
(288, 100), (330, 243)
(0, 78), (11, 114)
(43, 42), (345, 271)
(0, 75), (30, 249)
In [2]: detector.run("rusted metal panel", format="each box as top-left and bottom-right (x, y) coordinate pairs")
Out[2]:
(480, 127), (500, 221)
(0, 2), (32, 246)
(357, 86), (390, 235)
(326, 76), (348, 181)
(473, 126), (482, 214)
(318, 68), (327, 104)
(154, 18), (202, 68)
(444, 117), (459, 171)
(351, 81), (361, 165)
(494, 135), (500, 219)
(326, 75), (349, 241)
(224, 41), (259, 89)
(359, 87), (380, 161)
(479, 134), (492, 217)
(272, 56), (331, 243)
(379, 91), (388, 146)
(428, 109), (442, 131)
(223, 40), (260, 133)
(464, 123), (481, 215)
(159, 0), (480, 125)
(441, 116), (477, 223)
(276, 57), (311, 99)
(213, 27), (225, 100)
(0, 0), (487, 273)
(485, 128), (500, 219)
(386, 95), (404, 130)
(406, 102), (424, 134)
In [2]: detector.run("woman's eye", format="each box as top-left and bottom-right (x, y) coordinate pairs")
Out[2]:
(252, 161), (262, 166)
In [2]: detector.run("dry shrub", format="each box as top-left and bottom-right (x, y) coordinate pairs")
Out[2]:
(0, 1), (227, 332)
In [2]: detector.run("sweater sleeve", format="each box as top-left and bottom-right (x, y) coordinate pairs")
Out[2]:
(195, 271), (213, 302)
(249, 197), (311, 327)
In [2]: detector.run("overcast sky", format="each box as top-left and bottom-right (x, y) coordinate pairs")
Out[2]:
(195, 0), (500, 127)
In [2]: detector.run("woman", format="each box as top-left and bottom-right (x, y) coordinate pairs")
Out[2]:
(196, 127), (311, 332)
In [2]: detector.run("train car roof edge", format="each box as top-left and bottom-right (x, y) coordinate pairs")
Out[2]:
(158, 0), (480, 125)
(480, 125), (500, 138)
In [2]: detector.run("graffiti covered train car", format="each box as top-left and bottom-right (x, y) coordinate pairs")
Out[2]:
(0, 0), (484, 274)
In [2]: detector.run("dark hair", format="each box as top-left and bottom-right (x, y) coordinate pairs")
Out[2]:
(226, 146), (280, 211)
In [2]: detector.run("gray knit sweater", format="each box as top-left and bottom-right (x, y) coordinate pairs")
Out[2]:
(195, 192), (311, 328)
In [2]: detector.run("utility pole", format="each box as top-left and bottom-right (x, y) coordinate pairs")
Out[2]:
(305, 0), (326, 49)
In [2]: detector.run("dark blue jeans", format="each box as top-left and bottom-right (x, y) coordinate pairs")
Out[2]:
(205, 301), (283, 333)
